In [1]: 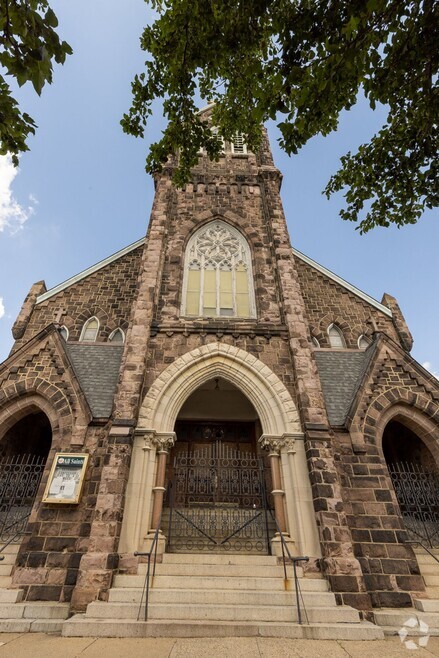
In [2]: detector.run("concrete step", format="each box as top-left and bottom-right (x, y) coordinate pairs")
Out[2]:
(0, 552), (20, 566)
(0, 564), (13, 577)
(161, 553), (279, 566)
(85, 600), (360, 624)
(423, 575), (439, 586)
(0, 575), (12, 587)
(108, 587), (337, 606)
(414, 598), (439, 612)
(113, 574), (328, 591)
(0, 601), (69, 620)
(0, 618), (65, 633)
(63, 616), (384, 640)
(374, 607), (439, 635)
(0, 588), (24, 603)
(137, 562), (303, 578)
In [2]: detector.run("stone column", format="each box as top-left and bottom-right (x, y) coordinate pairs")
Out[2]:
(150, 433), (176, 531)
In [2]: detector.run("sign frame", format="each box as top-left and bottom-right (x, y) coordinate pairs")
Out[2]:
(42, 452), (89, 505)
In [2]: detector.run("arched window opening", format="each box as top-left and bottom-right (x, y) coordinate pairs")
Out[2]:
(109, 328), (125, 344)
(358, 335), (370, 349)
(328, 324), (346, 348)
(182, 221), (256, 319)
(383, 420), (439, 547)
(0, 411), (52, 537)
(312, 337), (320, 348)
(80, 317), (99, 342)
(59, 326), (69, 341)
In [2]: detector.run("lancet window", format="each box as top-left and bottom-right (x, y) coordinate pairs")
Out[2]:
(182, 220), (256, 319)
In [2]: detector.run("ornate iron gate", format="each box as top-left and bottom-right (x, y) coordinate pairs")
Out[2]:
(388, 461), (439, 548)
(0, 454), (46, 541)
(166, 441), (272, 553)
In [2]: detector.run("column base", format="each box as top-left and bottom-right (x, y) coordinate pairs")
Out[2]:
(140, 529), (167, 556)
(270, 532), (297, 557)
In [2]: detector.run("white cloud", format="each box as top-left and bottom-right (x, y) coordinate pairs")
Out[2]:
(0, 154), (35, 234)
(422, 361), (439, 380)
(0, 298), (4, 319)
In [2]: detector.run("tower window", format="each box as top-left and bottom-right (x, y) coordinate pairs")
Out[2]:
(80, 317), (99, 342)
(328, 324), (346, 348)
(59, 326), (69, 341)
(231, 133), (247, 155)
(182, 220), (256, 319)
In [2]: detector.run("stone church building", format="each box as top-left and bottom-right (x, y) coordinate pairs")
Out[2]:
(0, 106), (438, 636)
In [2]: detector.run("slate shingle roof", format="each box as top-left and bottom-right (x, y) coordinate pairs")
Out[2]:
(66, 344), (123, 418)
(314, 346), (375, 426)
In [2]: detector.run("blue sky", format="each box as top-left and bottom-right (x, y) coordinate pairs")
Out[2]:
(0, 0), (438, 376)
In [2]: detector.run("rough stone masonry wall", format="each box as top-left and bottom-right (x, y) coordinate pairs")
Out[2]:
(12, 246), (143, 352)
(295, 259), (400, 348)
(334, 346), (439, 607)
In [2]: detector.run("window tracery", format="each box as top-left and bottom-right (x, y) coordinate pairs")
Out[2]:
(182, 220), (256, 319)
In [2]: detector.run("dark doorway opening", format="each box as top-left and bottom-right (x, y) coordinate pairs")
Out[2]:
(383, 420), (439, 547)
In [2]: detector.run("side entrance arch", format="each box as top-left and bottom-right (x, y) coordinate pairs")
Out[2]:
(381, 409), (439, 548)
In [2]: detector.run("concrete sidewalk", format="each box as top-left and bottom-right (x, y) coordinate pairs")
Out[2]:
(0, 634), (437, 657)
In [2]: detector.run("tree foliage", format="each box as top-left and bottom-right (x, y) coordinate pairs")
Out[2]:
(0, 1), (71, 165)
(122, 0), (438, 232)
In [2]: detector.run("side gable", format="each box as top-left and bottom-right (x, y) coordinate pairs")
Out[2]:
(294, 251), (402, 349)
(12, 241), (144, 351)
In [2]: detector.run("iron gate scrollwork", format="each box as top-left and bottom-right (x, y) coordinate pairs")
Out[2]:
(388, 461), (439, 548)
(165, 441), (272, 554)
(0, 454), (46, 541)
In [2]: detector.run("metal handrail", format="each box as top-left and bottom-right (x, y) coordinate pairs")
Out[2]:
(0, 512), (32, 560)
(267, 507), (309, 624)
(134, 508), (164, 622)
(406, 540), (439, 564)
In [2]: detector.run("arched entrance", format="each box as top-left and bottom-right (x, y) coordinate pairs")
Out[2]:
(119, 343), (322, 560)
(0, 410), (52, 541)
(383, 419), (439, 547)
(164, 378), (273, 554)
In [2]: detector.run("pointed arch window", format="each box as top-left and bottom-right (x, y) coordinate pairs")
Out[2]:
(231, 133), (247, 155)
(109, 328), (125, 344)
(80, 317), (99, 342)
(59, 326), (69, 341)
(358, 335), (370, 349)
(182, 220), (256, 319)
(312, 336), (320, 348)
(328, 324), (346, 348)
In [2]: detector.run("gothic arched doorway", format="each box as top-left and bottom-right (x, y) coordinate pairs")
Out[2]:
(0, 410), (52, 542)
(383, 419), (439, 547)
(164, 378), (274, 554)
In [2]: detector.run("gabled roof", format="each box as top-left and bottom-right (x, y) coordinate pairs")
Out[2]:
(315, 346), (376, 426)
(36, 236), (391, 318)
(65, 343), (124, 418)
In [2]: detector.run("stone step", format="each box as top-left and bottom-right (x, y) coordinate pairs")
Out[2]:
(161, 553), (279, 566)
(423, 575), (439, 586)
(417, 565), (439, 575)
(374, 607), (439, 634)
(0, 601), (70, 620)
(0, 618), (65, 633)
(0, 575), (12, 587)
(0, 588), (24, 603)
(0, 563), (13, 577)
(0, 552), (20, 566)
(108, 587), (337, 606)
(85, 600), (360, 624)
(137, 562), (303, 578)
(63, 616), (384, 640)
(414, 598), (439, 612)
(113, 574), (328, 591)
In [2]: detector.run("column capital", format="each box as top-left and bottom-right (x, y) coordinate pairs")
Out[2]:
(258, 433), (303, 455)
(134, 429), (176, 452)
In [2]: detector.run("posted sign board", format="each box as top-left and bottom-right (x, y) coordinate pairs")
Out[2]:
(42, 453), (89, 504)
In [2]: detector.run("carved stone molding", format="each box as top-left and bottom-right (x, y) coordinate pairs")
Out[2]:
(134, 429), (176, 452)
(258, 433), (304, 455)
